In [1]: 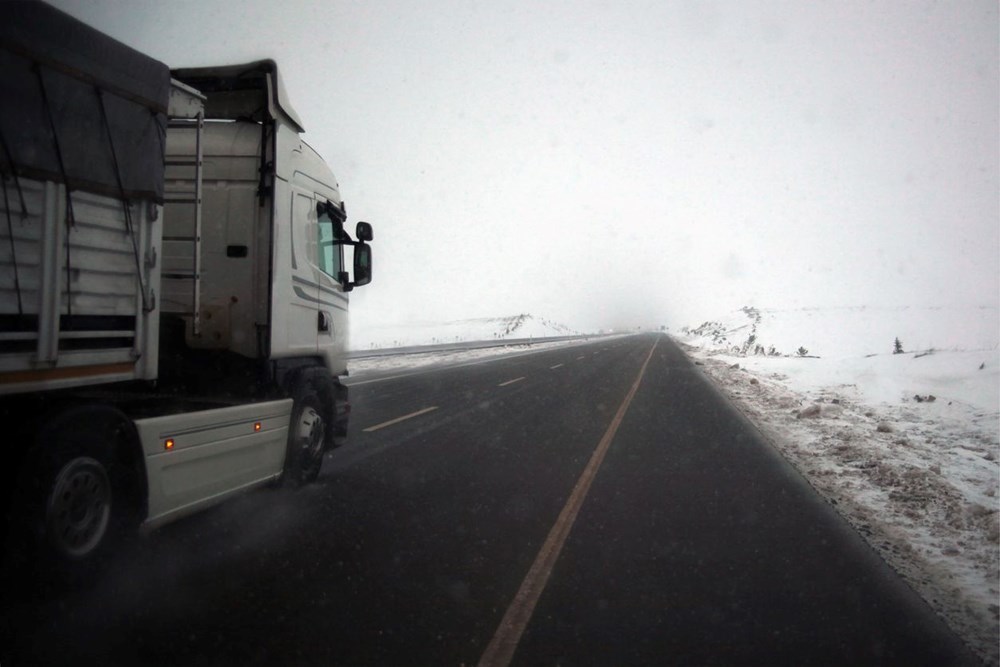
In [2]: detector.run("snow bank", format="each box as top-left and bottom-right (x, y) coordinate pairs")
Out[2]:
(736, 351), (998, 414)
(679, 305), (1000, 665)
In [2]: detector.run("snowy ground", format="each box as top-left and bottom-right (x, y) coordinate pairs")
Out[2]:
(349, 313), (581, 351)
(680, 305), (999, 665)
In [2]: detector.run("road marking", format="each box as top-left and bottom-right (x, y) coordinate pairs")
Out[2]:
(477, 338), (659, 667)
(549, 363), (563, 369)
(361, 406), (439, 432)
(576, 355), (585, 360)
(497, 376), (525, 387)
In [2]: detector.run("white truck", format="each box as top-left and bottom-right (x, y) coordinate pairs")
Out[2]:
(0, 2), (373, 576)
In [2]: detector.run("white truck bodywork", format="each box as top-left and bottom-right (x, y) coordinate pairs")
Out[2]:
(135, 398), (292, 530)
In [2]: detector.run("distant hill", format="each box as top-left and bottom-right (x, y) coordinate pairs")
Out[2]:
(680, 305), (999, 358)
(351, 314), (581, 350)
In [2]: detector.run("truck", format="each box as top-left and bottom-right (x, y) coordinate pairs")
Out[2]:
(0, 1), (373, 577)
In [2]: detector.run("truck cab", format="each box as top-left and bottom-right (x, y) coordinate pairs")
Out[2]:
(163, 61), (372, 396)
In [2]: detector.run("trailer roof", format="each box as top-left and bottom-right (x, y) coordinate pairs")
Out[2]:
(0, 1), (170, 202)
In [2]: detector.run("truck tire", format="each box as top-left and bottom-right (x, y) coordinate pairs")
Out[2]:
(283, 390), (326, 486)
(45, 455), (112, 560)
(13, 405), (140, 583)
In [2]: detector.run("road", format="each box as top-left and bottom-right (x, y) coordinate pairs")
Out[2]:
(0, 334), (978, 665)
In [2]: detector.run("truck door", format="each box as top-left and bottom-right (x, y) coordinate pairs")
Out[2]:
(285, 191), (321, 355)
(285, 189), (346, 358)
(314, 204), (348, 357)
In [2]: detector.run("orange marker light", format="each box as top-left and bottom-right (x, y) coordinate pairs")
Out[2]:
(253, 422), (262, 432)
(165, 438), (175, 450)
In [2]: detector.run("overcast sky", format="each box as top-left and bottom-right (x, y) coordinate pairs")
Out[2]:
(49, 0), (999, 333)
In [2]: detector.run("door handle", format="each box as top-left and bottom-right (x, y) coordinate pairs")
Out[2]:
(318, 311), (331, 333)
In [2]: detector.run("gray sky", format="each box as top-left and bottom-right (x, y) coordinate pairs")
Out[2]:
(49, 0), (999, 332)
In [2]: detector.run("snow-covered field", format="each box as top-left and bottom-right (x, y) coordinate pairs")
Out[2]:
(680, 305), (999, 665)
(349, 313), (580, 350)
(346, 312), (608, 380)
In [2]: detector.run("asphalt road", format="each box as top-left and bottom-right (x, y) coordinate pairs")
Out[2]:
(0, 334), (978, 665)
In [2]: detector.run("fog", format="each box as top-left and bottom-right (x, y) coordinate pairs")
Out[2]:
(49, 0), (999, 333)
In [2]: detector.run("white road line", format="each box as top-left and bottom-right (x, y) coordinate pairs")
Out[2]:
(497, 376), (525, 387)
(576, 356), (585, 360)
(549, 363), (563, 369)
(361, 406), (439, 433)
(477, 338), (660, 667)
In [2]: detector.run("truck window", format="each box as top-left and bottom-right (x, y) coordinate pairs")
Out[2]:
(317, 208), (343, 278)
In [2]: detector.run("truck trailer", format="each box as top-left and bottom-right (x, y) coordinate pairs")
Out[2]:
(0, 2), (373, 576)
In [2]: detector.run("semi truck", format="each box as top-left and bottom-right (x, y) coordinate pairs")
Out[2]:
(0, 2), (373, 576)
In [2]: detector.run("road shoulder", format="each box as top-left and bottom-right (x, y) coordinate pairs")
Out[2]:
(686, 345), (999, 666)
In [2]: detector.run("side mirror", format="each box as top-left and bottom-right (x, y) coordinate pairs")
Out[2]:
(353, 243), (372, 287)
(356, 222), (373, 242)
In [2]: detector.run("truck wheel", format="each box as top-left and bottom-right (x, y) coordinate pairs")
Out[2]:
(46, 455), (112, 559)
(283, 392), (326, 486)
(15, 406), (139, 582)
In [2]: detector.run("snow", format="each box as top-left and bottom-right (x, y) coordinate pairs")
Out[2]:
(345, 313), (609, 380)
(350, 314), (580, 351)
(679, 305), (999, 665)
(682, 305), (999, 359)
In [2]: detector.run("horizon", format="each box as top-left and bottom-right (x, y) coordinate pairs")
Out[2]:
(349, 302), (1000, 351)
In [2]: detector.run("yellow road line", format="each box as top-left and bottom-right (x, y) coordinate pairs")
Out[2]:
(497, 376), (525, 387)
(477, 338), (659, 667)
(362, 406), (439, 433)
